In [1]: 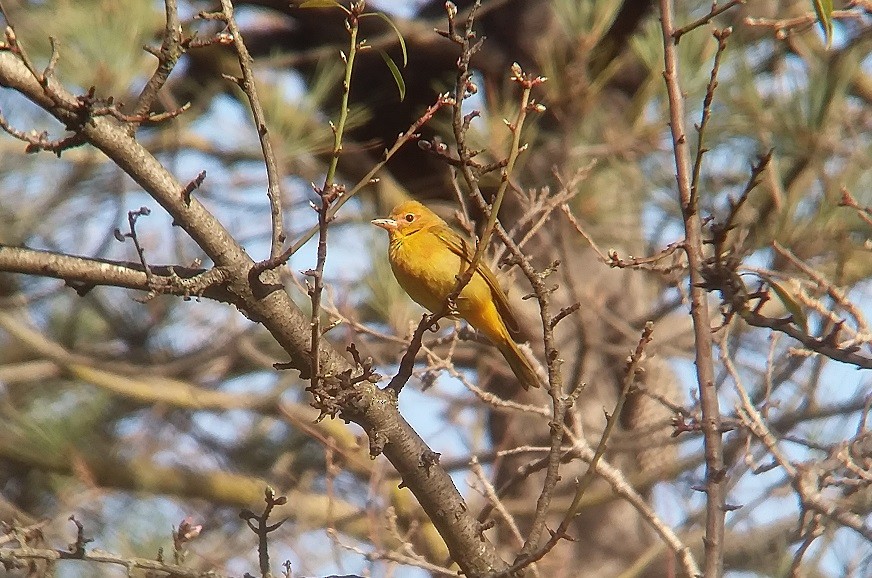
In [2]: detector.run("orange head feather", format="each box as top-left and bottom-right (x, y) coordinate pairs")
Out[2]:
(371, 200), (444, 239)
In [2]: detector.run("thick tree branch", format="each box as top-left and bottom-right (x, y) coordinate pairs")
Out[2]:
(0, 546), (225, 578)
(0, 45), (508, 576)
(0, 245), (233, 301)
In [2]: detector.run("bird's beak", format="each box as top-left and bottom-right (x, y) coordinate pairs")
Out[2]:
(371, 218), (397, 231)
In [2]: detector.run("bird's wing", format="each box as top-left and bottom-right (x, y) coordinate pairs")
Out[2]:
(430, 224), (521, 335)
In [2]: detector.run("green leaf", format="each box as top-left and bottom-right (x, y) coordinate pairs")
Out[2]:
(299, 0), (345, 10)
(364, 11), (408, 66)
(769, 279), (809, 334)
(812, 0), (834, 49)
(379, 49), (406, 101)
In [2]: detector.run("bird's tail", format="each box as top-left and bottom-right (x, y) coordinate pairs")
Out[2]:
(497, 337), (542, 390)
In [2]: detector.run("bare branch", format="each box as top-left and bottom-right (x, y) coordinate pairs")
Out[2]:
(0, 24), (510, 577)
(217, 0), (286, 258)
(0, 245), (232, 301)
(659, 0), (726, 574)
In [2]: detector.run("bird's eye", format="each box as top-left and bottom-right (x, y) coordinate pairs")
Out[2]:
(404, 213), (415, 222)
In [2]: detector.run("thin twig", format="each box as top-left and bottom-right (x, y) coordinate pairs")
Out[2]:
(0, 547), (222, 578)
(284, 94), (454, 258)
(239, 487), (289, 578)
(839, 186), (872, 228)
(744, 10), (866, 40)
(305, 2), (366, 399)
(673, 1), (745, 42)
(499, 323), (658, 575)
(469, 458), (531, 557)
(772, 241), (868, 335)
(659, 0), (726, 574)
(561, 203), (686, 273)
(218, 0), (285, 258)
(446, 10), (563, 558)
(740, 309), (872, 369)
(132, 0), (184, 121)
(690, 27), (731, 208)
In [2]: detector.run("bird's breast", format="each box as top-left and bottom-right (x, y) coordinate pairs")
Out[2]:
(388, 233), (465, 313)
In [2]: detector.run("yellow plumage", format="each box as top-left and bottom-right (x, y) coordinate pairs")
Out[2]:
(372, 200), (541, 389)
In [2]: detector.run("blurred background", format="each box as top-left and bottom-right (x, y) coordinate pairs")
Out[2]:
(1, 0), (871, 576)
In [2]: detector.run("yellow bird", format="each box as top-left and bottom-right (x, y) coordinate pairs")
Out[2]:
(372, 200), (541, 389)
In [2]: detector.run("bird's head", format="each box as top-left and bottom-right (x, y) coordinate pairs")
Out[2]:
(371, 200), (443, 238)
